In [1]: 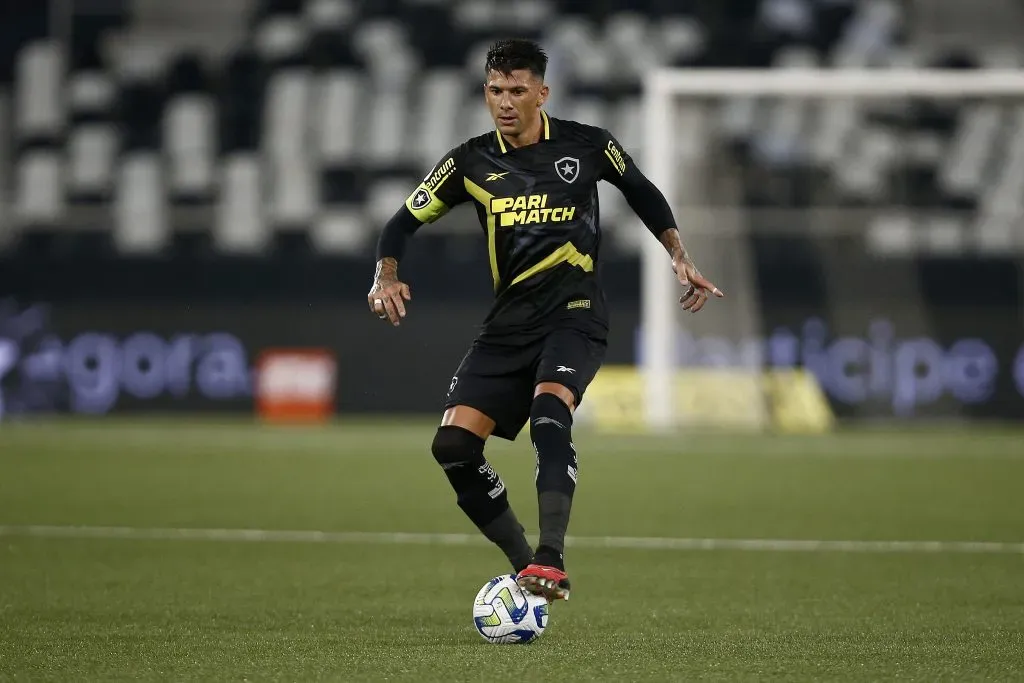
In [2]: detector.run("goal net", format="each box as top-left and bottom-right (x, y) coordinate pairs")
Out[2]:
(586, 69), (1024, 434)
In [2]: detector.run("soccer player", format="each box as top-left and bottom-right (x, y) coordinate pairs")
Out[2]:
(368, 39), (722, 602)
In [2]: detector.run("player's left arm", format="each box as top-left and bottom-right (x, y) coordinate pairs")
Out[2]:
(369, 146), (470, 325)
(600, 132), (723, 313)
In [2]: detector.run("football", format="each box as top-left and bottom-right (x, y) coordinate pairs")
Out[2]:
(472, 574), (549, 644)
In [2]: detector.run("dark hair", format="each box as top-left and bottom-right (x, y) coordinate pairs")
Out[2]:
(484, 39), (548, 79)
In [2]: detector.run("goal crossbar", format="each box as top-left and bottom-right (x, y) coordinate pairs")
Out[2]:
(639, 68), (1024, 430)
(648, 68), (1024, 98)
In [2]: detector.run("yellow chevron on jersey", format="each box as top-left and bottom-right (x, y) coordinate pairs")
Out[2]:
(509, 241), (593, 287)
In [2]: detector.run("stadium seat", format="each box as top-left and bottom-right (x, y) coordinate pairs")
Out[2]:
(316, 69), (363, 166)
(67, 124), (118, 205)
(14, 41), (64, 149)
(68, 70), (117, 125)
(15, 150), (63, 227)
(165, 93), (217, 204)
(216, 152), (270, 253)
(263, 68), (313, 161)
(366, 91), (412, 167)
(114, 152), (167, 253)
(415, 69), (465, 166)
(312, 204), (368, 254)
(255, 14), (310, 68)
(268, 154), (318, 228)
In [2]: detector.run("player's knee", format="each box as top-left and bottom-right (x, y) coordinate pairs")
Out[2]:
(431, 425), (485, 469)
(530, 392), (573, 434)
(534, 382), (576, 411)
(432, 426), (508, 526)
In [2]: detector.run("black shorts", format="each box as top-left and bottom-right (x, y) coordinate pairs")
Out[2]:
(444, 327), (607, 441)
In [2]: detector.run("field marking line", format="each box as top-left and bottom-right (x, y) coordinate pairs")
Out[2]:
(1, 525), (1022, 555)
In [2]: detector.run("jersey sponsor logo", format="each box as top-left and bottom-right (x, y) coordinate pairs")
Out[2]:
(411, 188), (432, 210)
(555, 365), (576, 374)
(554, 156), (580, 184)
(485, 171), (509, 181)
(566, 299), (591, 310)
(489, 193), (577, 227)
(423, 157), (456, 191)
(605, 140), (627, 176)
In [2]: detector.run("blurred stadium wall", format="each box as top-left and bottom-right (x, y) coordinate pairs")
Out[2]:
(0, 0), (1023, 423)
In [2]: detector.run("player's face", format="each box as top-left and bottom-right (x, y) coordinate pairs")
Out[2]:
(485, 69), (548, 139)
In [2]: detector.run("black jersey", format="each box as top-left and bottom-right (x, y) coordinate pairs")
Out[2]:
(404, 112), (644, 343)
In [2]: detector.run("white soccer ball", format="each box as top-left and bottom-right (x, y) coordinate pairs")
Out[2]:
(472, 574), (549, 644)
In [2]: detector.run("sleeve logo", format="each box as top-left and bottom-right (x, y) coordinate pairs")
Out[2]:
(605, 140), (627, 176)
(411, 188), (432, 210)
(423, 157), (456, 191)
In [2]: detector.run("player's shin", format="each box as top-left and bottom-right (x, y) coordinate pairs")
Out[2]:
(430, 426), (533, 572)
(530, 393), (577, 569)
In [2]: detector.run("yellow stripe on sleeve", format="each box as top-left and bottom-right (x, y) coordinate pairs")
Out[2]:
(604, 149), (626, 176)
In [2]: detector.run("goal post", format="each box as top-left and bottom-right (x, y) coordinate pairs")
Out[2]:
(638, 68), (1024, 432)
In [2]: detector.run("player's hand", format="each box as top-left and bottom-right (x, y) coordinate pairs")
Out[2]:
(672, 258), (723, 313)
(367, 258), (412, 326)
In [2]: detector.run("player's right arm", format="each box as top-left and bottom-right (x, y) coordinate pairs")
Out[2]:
(368, 146), (470, 325)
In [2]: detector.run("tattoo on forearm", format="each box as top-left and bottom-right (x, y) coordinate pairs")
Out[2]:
(375, 257), (399, 284)
(658, 229), (690, 265)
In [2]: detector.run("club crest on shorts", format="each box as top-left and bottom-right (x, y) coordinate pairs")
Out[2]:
(554, 156), (580, 184)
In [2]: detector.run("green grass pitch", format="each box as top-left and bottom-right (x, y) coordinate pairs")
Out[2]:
(1, 419), (1023, 681)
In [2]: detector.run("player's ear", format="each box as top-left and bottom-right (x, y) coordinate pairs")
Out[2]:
(538, 84), (549, 107)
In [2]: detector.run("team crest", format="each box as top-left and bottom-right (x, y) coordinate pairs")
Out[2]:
(411, 188), (431, 209)
(554, 156), (580, 184)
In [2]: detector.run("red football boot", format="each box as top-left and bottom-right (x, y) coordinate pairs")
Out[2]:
(516, 564), (571, 602)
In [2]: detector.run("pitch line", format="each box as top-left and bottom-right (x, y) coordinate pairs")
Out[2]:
(0, 525), (1022, 555)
